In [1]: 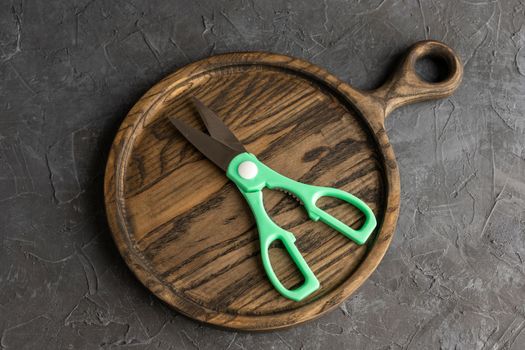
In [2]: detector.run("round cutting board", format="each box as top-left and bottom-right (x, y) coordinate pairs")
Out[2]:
(105, 41), (462, 331)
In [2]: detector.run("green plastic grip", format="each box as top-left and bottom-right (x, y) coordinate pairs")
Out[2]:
(226, 153), (377, 301)
(305, 187), (377, 245)
(242, 191), (320, 302)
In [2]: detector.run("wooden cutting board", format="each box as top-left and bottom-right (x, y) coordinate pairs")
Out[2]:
(104, 40), (462, 331)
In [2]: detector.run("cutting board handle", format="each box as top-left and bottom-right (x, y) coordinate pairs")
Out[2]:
(371, 40), (463, 117)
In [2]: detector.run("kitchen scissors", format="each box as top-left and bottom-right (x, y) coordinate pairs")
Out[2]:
(168, 97), (377, 301)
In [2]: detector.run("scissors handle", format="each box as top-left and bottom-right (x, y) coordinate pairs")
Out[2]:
(227, 153), (377, 301)
(241, 191), (320, 302)
(304, 187), (377, 245)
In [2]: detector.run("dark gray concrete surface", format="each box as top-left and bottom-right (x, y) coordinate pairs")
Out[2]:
(1, 0), (524, 349)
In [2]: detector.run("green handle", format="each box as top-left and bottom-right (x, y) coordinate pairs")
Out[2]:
(306, 187), (377, 245)
(226, 153), (377, 301)
(242, 191), (320, 302)
(228, 153), (377, 243)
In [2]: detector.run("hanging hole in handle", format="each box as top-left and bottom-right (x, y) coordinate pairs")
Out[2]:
(410, 42), (460, 86)
(415, 53), (454, 83)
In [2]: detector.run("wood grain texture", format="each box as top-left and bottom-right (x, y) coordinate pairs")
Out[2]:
(104, 40), (462, 331)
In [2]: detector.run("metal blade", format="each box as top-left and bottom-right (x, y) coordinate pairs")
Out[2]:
(168, 116), (241, 172)
(191, 97), (246, 153)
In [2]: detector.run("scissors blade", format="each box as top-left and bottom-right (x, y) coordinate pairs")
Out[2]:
(168, 116), (241, 172)
(191, 97), (246, 153)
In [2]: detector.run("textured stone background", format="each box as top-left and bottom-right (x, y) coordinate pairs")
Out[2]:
(1, 0), (525, 349)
